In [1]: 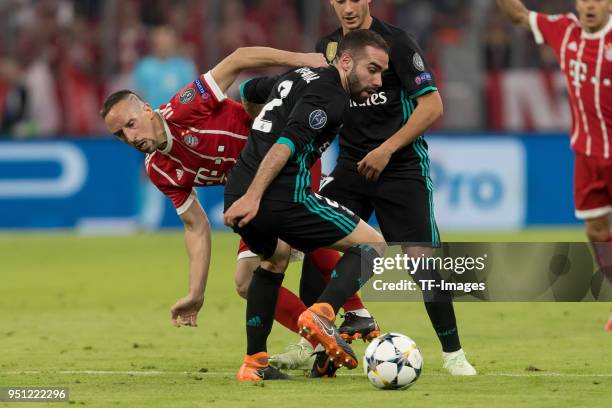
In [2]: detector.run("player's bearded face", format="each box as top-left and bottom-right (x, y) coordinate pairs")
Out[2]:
(347, 65), (374, 102)
(576, 0), (611, 32)
(346, 49), (388, 103)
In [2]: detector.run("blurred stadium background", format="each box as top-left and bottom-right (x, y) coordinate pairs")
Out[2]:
(0, 0), (579, 232)
(3, 2), (611, 406)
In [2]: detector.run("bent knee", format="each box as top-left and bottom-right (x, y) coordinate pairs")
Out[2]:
(235, 279), (249, 298)
(362, 222), (385, 243)
(261, 241), (290, 273)
(585, 220), (610, 242)
(261, 258), (289, 273)
(234, 269), (252, 299)
(586, 228), (610, 242)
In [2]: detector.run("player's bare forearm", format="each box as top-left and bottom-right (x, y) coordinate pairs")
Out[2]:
(496, 0), (530, 28)
(211, 47), (326, 94)
(170, 203), (209, 327)
(180, 203), (211, 299)
(184, 224), (210, 299)
(382, 91), (443, 154)
(245, 143), (292, 200)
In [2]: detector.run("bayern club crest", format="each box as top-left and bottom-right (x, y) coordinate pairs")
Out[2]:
(606, 45), (612, 62)
(183, 134), (199, 147)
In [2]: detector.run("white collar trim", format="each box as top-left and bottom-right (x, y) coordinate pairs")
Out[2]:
(581, 14), (612, 39)
(155, 110), (173, 154)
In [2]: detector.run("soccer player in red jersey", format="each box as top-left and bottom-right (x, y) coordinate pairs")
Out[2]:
(100, 46), (375, 340)
(101, 46), (328, 325)
(497, 0), (612, 330)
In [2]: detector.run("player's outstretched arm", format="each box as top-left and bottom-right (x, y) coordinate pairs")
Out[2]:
(497, 0), (531, 29)
(210, 47), (327, 94)
(170, 201), (211, 327)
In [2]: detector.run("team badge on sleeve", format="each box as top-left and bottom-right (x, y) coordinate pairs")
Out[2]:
(194, 78), (210, 99)
(413, 53), (425, 71)
(309, 110), (327, 130)
(179, 88), (196, 104)
(325, 42), (338, 63)
(414, 73), (432, 85)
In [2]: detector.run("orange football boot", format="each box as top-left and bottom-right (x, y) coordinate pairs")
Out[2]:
(297, 303), (358, 369)
(236, 352), (290, 381)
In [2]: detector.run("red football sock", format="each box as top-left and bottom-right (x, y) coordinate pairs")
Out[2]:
(342, 294), (367, 312)
(274, 286), (306, 334)
(307, 247), (340, 280)
(308, 248), (366, 312)
(274, 287), (317, 348)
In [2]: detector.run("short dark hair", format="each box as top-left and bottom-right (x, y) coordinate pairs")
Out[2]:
(100, 90), (143, 119)
(337, 29), (389, 59)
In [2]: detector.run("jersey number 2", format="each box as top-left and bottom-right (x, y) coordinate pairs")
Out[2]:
(252, 80), (294, 133)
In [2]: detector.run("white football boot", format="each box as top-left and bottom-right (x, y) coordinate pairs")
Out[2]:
(269, 337), (315, 370)
(442, 349), (477, 376)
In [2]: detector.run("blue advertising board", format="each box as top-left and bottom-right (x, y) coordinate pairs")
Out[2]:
(0, 140), (142, 230)
(0, 134), (581, 231)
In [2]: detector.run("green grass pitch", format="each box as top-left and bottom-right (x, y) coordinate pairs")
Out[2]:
(1, 229), (611, 407)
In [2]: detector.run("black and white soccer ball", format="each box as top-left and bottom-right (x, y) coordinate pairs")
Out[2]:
(363, 332), (423, 390)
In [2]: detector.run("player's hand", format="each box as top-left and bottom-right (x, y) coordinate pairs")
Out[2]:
(224, 196), (260, 228)
(301, 53), (328, 68)
(170, 294), (203, 327)
(357, 146), (393, 181)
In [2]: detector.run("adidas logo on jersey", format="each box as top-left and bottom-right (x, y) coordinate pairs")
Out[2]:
(176, 169), (184, 180)
(568, 41), (578, 52)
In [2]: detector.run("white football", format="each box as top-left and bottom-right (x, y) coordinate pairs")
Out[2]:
(363, 332), (423, 390)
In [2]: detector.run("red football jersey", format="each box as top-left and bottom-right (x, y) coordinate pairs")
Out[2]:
(145, 71), (253, 214)
(530, 12), (612, 158)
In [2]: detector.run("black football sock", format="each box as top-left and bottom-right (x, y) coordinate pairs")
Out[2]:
(409, 264), (461, 352)
(246, 267), (284, 356)
(424, 301), (461, 352)
(299, 253), (326, 307)
(317, 245), (378, 314)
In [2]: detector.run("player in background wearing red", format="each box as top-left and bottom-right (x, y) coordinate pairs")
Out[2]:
(497, 0), (612, 330)
(101, 46), (327, 326)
